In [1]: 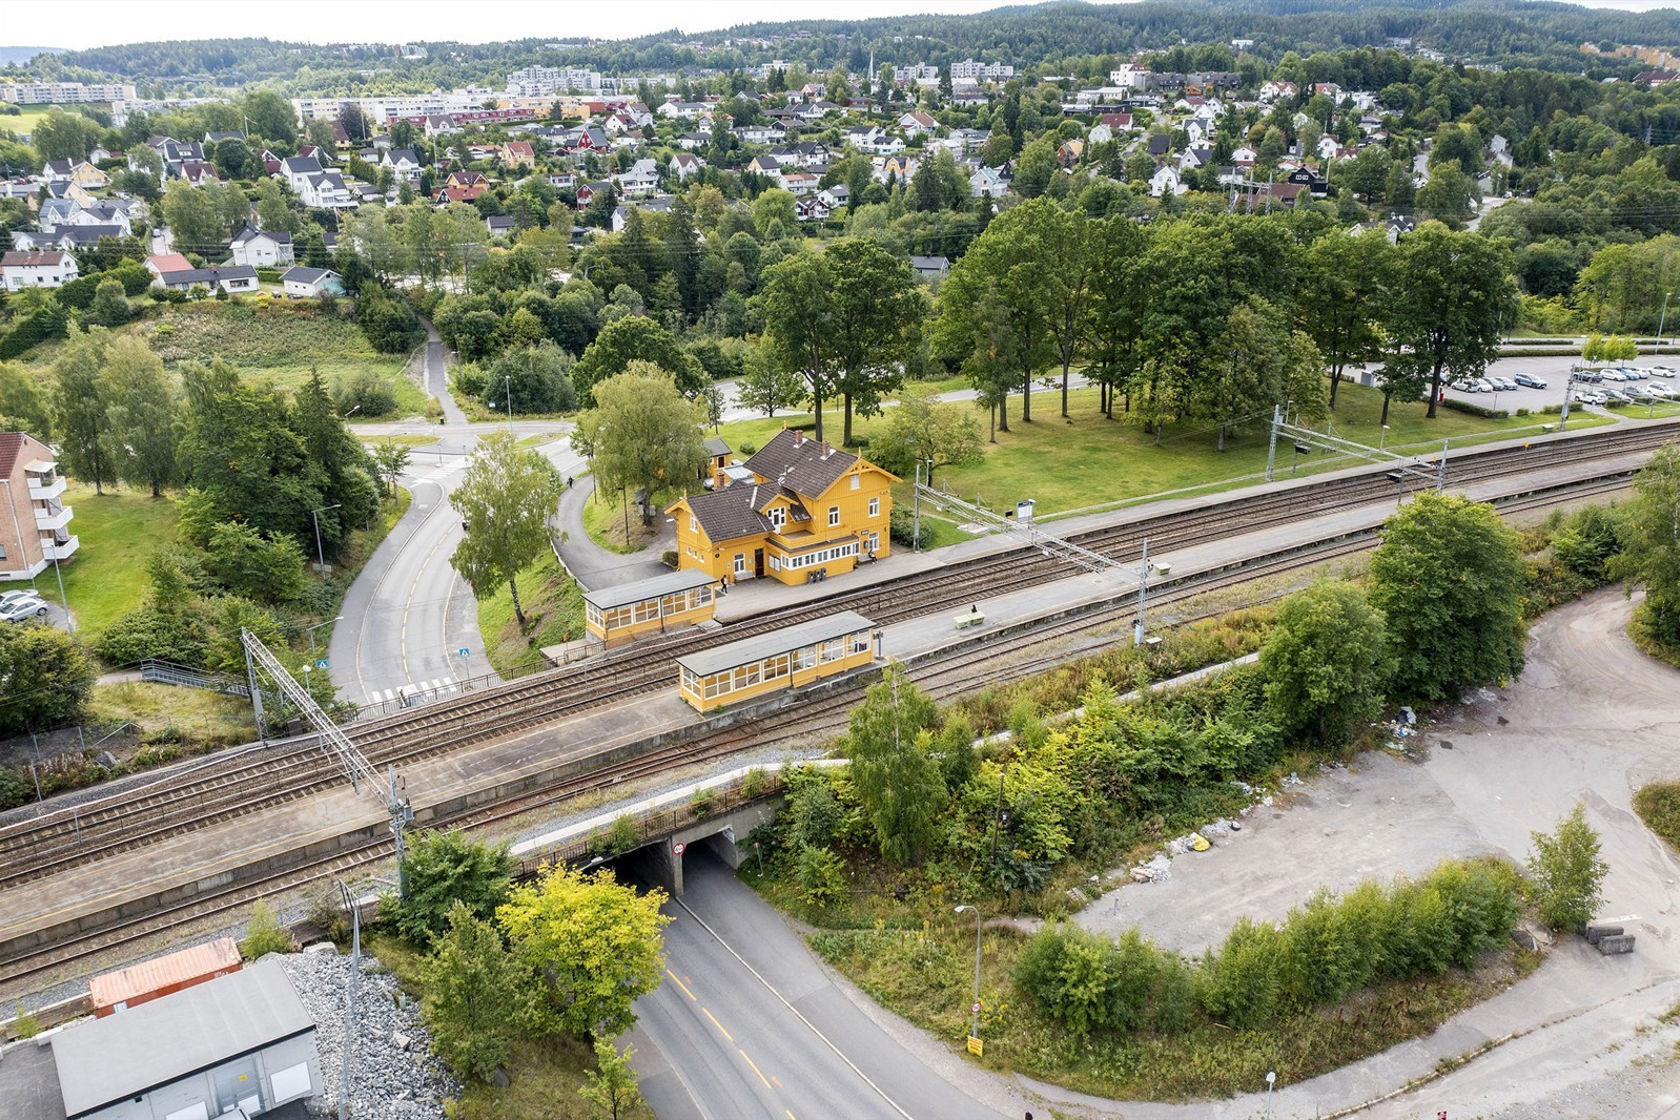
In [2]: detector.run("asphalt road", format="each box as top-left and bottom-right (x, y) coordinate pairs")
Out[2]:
(629, 853), (1027, 1120)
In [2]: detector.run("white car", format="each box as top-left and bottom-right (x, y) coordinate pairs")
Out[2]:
(0, 593), (49, 623)
(1601, 368), (1626, 381)
(1472, 378), (1494, 393)
(1650, 383), (1676, 399)
(1490, 376), (1518, 392)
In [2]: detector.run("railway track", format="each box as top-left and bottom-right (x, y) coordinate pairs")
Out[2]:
(0, 465), (1643, 992)
(0, 421), (1669, 892)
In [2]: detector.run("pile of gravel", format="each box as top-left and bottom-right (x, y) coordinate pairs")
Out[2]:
(275, 947), (460, 1119)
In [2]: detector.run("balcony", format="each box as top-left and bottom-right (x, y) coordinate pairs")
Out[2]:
(34, 503), (72, 532)
(26, 474), (66, 501)
(42, 535), (78, 561)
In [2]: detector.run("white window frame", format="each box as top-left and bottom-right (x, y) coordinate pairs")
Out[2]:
(689, 515), (697, 533)
(734, 553), (746, 575)
(868, 497), (880, 517)
(828, 506), (841, 527)
(851, 474), (861, 490)
(768, 506), (785, 530)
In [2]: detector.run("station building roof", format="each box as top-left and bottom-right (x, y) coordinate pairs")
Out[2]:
(53, 958), (313, 1119)
(582, 568), (716, 611)
(677, 610), (874, 677)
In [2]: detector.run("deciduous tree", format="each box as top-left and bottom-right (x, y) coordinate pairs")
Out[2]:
(1260, 580), (1395, 751)
(104, 336), (178, 497)
(1383, 222), (1514, 419)
(846, 663), (945, 864)
(395, 829), (516, 945)
(1300, 229), (1391, 406)
(1369, 491), (1527, 701)
(580, 1040), (644, 1120)
(869, 388), (983, 485)
(0, 623), (94, 735)
(573, 314), (701, 404)
(1527, 805), (1607, 931)
(571, 363), (706, 524)
(825, 239), (925, 445)
(420, 902), (525, 1082)
(450, 432), (564, 630)
(497, 864), (670, 1038)
(1612, 443), (1680, 648)
(51, 329), (116, 494)
(757, 249), (840, 442)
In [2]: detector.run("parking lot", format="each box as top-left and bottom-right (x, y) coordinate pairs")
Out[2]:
(0, 586), (71, 631)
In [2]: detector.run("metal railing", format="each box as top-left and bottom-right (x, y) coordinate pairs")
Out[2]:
(138, 659), (252, 697)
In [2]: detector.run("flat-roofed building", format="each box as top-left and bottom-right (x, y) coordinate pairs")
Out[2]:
(48, 958), (319, 1120)
(677, 610), (877, 712)
(583, 568), (719, 646)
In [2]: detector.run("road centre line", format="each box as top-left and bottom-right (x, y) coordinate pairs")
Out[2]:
(739, 1048), (773, 1091)
(703, 1007), (733, 1043)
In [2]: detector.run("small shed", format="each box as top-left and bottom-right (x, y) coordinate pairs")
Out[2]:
(52, 958), (320, 1120)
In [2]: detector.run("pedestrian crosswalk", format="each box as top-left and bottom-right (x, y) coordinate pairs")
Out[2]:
(361, 678), (457, 707)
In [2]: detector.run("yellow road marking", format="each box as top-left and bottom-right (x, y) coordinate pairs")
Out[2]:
(739, 1048), (772, 1090)
(666, 969), (697, 1001)
(704, 1008), (733, 1042)
(786, 1112), (798, 1120)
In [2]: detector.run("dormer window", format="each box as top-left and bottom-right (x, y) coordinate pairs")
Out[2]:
(769, 507), (785, 530)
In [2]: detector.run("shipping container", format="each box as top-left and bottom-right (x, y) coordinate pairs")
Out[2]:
(89, 936), (243, 1016)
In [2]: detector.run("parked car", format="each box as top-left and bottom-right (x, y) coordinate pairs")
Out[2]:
(1601, 368), (1626, 381)
(1650, 383), (1676, 399)
(0, 593), (49, 623)
(1513, 374), (1547, 389)
(1624, 366), (1651, 380)
(1490, 376), (1518, 392)
(1472, 378), (1494, 393)
(1602, 388), (1632, 405)
(1573, 369), (1602, 383)
(1577, 390), (1606, 405)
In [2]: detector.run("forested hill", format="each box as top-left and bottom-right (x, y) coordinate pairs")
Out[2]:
(8, 0), (1680, 93)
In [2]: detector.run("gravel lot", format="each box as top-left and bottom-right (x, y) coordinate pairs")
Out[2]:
(1059, 587), (1680, 1118)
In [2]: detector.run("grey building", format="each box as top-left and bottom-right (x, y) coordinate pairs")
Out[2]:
(50, 959), (319, 1120)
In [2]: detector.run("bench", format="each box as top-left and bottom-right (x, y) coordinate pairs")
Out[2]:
(954, 611), (986, 630)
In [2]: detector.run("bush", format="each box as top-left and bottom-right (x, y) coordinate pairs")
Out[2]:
(794, 844), (849, 908)
(239, 898), (295, 958)
(391, 830), (515, 946)
(1015, 923), (1161, 1037)
(0, 767), (30, 811)
(1527, 805), (1607, 931)
(1439, 397), (1509, 419)
(335, 370), (399, 418)
(96, 606), (214, 667)
(889, 504), (924, 548)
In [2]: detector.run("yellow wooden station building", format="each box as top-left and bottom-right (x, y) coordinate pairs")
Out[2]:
(665, 428), (898, 586)
(677, 610), (879, 712)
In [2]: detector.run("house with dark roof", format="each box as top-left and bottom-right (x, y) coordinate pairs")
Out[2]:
(229, 224), (295, 267)
(666, 427), (897, 586)
(2, 250), (78, 290)
(281, 265), (344, 298)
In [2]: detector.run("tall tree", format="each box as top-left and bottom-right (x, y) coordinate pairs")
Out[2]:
(1369, 491), (1527, 702)
(871, 389), (984, 485)
(497, 864), (670, 1038)
(161, 177), (226, 254)
(1082, 216), (1148, 419)
(51, 330), (116, 494)
(846, 663), (946, 865)
(449, 432), (564, 631)
(104, 336), (178, 498)
(735, 353), (807, 419)
(1039, 205), (1094, 418)
(934, 197), (1058, 427)
(1611, 443), (1680, 648)
(420, 903), (525, 1083)
(1299, 229), (1392, 407)
(571, 363), (706, 524)
(826, 239), (925, 446)
(1383, 222), (1514, 419)
(573, 314), (701, 404)
(757, 249), (840, 442)
(1260, 580), (1395, 751)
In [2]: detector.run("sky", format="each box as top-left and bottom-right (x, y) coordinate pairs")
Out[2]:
(0, 0), (1673, 51)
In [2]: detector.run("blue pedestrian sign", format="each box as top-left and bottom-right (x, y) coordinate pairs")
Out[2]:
(458, 647), (470, 659)
(315, 659), (329, 669)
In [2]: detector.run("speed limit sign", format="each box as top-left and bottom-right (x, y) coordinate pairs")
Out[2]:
(672, 841), (686, 855)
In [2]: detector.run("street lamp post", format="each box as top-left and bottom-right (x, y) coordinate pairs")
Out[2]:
(1265, 1070), (1276, 1119)
(310, 503), (342, 573)
(954, 905), (982, 1045)
(1659, 291), (1674, 351)
(336, 880), (362, 1120)
(1378, 423), (1390, 452)
(505, 375), (514, 427)
(307, 616), (342, 665)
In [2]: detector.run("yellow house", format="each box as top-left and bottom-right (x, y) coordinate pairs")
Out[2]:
(666, 428), (897, 586)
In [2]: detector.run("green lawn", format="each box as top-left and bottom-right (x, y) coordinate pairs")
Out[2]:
(717, 381), (1589, 521)
(475, 552), (587, 677)
(3, 104), (59, 135)
(35, 484), (178, 638)
(578, 480), (673, 555)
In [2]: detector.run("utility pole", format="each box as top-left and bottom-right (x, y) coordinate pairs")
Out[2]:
(1264, 404), (1281, 481)
(310, 503), (341, 573)
(1133, 537), (1149, 647)
(1659, 291), (1672, 350)
(336, 880), (361, 1120)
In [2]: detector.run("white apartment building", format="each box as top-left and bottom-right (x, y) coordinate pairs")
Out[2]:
(506, 66), (604, 95)
(949, 59), (1014, 82)
(1, 81), (135, 104)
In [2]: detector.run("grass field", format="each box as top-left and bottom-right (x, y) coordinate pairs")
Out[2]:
(715, 380), (1599, 521)
(14, 302), (427, 419)
(578, 481), (668, 554)
(2, 104), (58, 135)
(86, 682), (253, 751)
(31, 484), (179, 639)
(475, 552), (586, 677)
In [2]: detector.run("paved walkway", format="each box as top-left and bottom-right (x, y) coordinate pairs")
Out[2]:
(554, 473), (670, 592)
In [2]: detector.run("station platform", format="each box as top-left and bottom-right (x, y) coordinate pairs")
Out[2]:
(0, 435), (1654, 991)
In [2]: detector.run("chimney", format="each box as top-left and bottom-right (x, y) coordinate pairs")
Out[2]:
(793, 429), (804, 444)
(821, 441), (830, 459)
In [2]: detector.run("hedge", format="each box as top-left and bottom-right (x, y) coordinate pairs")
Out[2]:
(1440, 397), (1509, 419)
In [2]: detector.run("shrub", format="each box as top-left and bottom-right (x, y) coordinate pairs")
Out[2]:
(1527, 805), (1607, 931)
(335, 370), (399, 418)
(1439, 397), (1508, 419)
(794, 844), (849, 908)
(1014, 924), (1161, 1037)
(11, 1003), (41, 1040)
(0, 767), (30, 811)
(391, 830), (515, 946)
(239, 898), (295, 958)
(1198, 917), (1284, 1028)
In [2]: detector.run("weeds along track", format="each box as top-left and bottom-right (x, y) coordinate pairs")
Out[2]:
(0, 423), (1668, 890)
(0, 466), (1642, 991)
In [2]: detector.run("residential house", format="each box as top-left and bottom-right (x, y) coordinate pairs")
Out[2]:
(545, 170), (578, 189)
(445, 169), (489, 192)
(898, 110), (938, 137)
(615, 158), (660, 197)
(657, 101), (712, 120)
(1316, 134), (1342, 162)
(796, 101), (841, 122)
(1231, 144), (1257, 166)
(1146, 133), (1172, 158)
(40, 159), (108, 191)
(675, 131), (712, 151)
(817, 184), (850, 210)
(794, 195), (832, 223)
(1286, 166), (1330, 197)
(1, 250), (78, 291)
(15, 225), (125, 253)
(435, 184), (488, 204)
(1088, 124), (1113, 146)
(178, 161), (218, 185)
(0, 432), (77, 579)
(298, 170), (353, 208)
(1099, 112), (1134, 132)
(666, 428), (896, 586)
(1176, 147), (1212, 173)
(910, 254), (949, 280)
(149, 260), (260, 293)
(381, 148), (424, 182)
(486, 215), (516, 237)
(277, 267), (341, 298)
(610, 195), (674, 233)
(670, 152), (704, 181)
(781, 171), (819, 196)
(878, 154), (919, 184)
(1259, 80), (1297, 103)
(499, 141), (535, 170)
(229, 224), (295, 268)
(280, 156), (324, 193)
(969, 166), (1009, 198)
(1149, 164), (1186, 197)
(423, 114), (460, 138)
